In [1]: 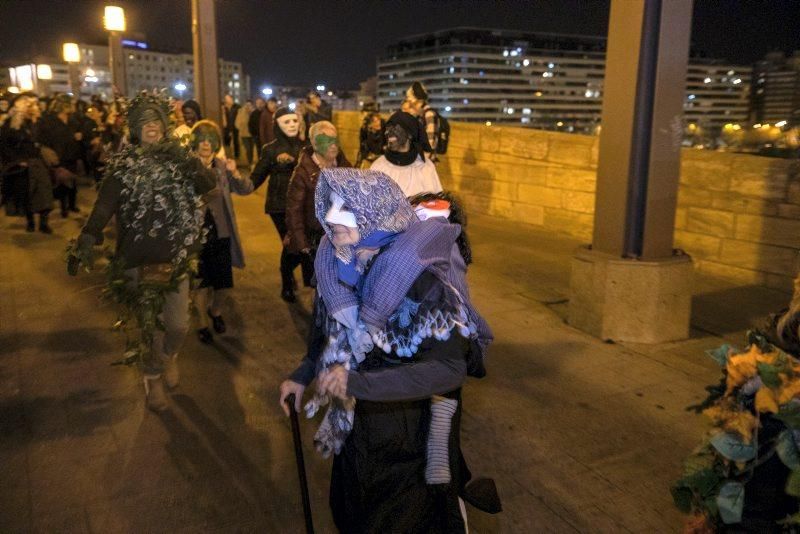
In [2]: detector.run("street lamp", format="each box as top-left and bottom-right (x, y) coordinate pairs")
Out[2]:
(62, 43), (82, 96)
(174, 82), (187, 98)
(261, 87), (273, 96)
(104, 5), (127, 96)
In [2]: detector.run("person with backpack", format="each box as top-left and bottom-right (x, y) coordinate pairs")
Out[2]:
(403, 81), (450, 162)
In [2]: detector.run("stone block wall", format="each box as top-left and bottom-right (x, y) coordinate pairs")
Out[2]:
(333, 111), (800, 292)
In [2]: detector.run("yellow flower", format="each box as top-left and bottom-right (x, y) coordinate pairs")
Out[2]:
(726, 346), (760, 393)
(756, 388), (780, 413)
(703, 403), (759, 442)
(778, 378), (800, 404)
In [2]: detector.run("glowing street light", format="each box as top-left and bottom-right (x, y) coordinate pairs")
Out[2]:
(103, 6), (126, 31)
(776, 120), (788, 128)
(104, 6), (127, 95)
(174, 82), (187, 98)
(7, 86), (19, 94)
(261, 87), (273, 96)
(62, 43), (81, 63)
(36, 65), (53, 80)
(315, 84), (325, 92)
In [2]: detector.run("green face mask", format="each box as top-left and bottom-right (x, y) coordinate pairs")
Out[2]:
(194, 131), (220, 153)
(314, 133), (338, 155)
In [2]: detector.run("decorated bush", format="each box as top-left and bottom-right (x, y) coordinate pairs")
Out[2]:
(673, 330), (800, 532)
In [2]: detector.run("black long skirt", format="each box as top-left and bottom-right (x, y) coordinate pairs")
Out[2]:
(198, 212), (233, 290)
(330, 391), (466, 534)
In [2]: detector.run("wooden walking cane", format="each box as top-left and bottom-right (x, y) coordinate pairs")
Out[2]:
(286, 394), (315, 534)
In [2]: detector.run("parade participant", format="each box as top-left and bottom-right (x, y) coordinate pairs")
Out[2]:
(370, 111), (442, 197)
(250, 106), (309, 302)
(355, 112), (385, 168)
(37, 94), (82, 217)
(279, 168), (492, 533)
(189, 120), (254, 344)
(0, 94), (53, 233)
(172, 99), (203, 141)
(67, 91), (216, 412)
(285, 121), (351, 288)
(221, 94), (240, 159)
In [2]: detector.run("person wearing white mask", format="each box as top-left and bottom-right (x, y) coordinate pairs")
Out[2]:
(250, 107), (309, 302)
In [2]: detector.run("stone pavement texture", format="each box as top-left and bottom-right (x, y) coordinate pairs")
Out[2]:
(0, 182), (790, 533)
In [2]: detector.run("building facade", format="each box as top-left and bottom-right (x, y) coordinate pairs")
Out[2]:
(77, 42), (246, 102)
(4, 41), (247, 104)
(377, 28), (750, 134)
(751, 51), (800, 127)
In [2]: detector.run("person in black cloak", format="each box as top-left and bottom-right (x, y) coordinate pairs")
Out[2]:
(279, 168), (493, 533)
(250, 106), (310, 302)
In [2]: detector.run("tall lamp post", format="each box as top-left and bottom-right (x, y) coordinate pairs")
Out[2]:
(62, 43), (81, 96)
(103, 6), (127, 96)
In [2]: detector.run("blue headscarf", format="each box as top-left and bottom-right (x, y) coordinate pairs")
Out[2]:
(315, 168), (417, 290)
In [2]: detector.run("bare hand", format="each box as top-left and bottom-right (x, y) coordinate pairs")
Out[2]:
(301, 248), (311, 255)
(74, 132), (83, 141)
(225, 158), (237, 173)
(318, 365), (348, 400)
(276, 152), (295, 164)
(279, 380), (305, 417)
(282, 235), (291, 247)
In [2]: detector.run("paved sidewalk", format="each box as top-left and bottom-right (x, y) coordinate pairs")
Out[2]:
(0, 183), (790, 533)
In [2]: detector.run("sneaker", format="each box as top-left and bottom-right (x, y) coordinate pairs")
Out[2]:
(197, 327), (213, 344)
(143, 375), (168, 412)
(163, 355), (179, 389)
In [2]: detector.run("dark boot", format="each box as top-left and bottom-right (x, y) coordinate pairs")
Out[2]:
(280, 248), (296, 302)
(38, 213), (52, 234)
(67, 187), (79, 213)
(25, 213), (35, 232)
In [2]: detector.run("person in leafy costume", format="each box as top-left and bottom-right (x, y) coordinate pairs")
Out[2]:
(67, 91), (216, 412)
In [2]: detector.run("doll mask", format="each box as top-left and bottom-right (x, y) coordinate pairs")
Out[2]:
(276, 113), (300, 138)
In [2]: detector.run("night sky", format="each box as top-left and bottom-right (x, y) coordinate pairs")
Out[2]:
(1, 0), (799, 89)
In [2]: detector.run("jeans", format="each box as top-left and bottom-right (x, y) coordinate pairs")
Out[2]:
(125, 268), (190, 375)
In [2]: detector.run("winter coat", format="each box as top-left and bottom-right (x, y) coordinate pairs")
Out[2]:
(248, 108), (262, 140)
(235, 107), (251, 138)
(250, 130), (308, 213)
(0, 120), (53, 213)
(285, 146), (352, 253)
(258, 108), (275, 148)
(36, 113), (81, 166)
(206, 157), (254, 268)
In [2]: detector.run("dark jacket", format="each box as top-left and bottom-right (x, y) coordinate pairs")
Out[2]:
(258, 107), (275, 148)
(248, 108), (262, 141)
(80, 141), (217, 268)
(36, 113), (81, 166)
(222, 103), (239, 133)
(285, 146), (352, 253)
(250, 129), (307, 213)
(0, 120), (53, 213)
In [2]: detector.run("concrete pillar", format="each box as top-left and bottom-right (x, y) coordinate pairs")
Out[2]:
(108, 32), (127, 96)
(191, 0), (221, 124)
(568, 0), (695, 343)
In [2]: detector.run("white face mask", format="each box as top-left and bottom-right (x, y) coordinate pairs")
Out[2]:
(276, 113), (299, 137)
(325, 191), (358, 228)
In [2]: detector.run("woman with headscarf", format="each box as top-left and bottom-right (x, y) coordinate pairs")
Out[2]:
(250, 106), (310, 302)
(369, 111), (442, 197)
(279, 168), (492, 532)
(189, 119), (254, 344)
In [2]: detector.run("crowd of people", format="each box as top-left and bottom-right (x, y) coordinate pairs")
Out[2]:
(2, 80), (497, 532)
